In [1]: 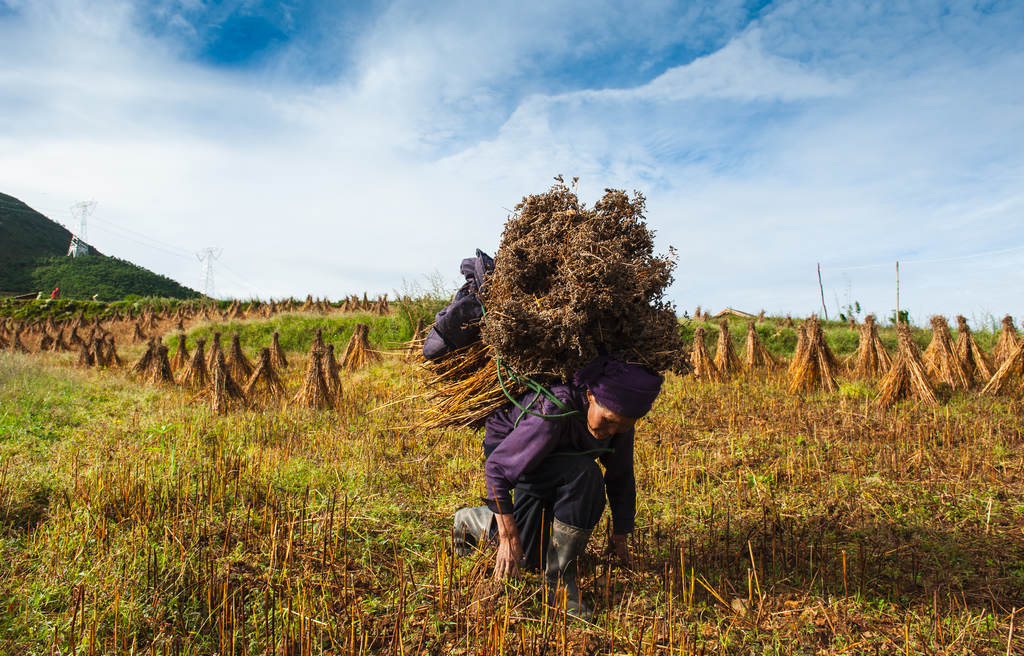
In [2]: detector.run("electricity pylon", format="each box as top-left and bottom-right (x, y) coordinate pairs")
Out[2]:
(67, 200), (97, 257)
(196, 248), (223, 299)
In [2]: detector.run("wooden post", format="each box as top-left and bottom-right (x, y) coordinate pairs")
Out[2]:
(817, 263), (828, 321)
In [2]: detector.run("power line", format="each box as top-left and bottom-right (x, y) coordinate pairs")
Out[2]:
(196, 248), (222, 298)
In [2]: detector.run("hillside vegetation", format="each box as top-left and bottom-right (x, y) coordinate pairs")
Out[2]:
(0, 192), (199, 300)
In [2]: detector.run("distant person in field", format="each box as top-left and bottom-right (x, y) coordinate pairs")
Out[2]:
(50, 287), (60, 299)
(453, 357), (663, 619)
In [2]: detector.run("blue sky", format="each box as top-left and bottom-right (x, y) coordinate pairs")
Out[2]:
(0, 0), (1022, 324)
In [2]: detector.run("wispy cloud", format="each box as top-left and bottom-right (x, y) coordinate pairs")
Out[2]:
(0, 0), (1022, 323)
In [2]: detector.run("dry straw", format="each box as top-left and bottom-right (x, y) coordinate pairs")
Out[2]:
(713, 320), (742, 375)
(270, 331), (288, 369)
(145, 345), (175, 385)
(954, 315), (994, 384)
(226, 333), (254, 383)
(982, 340), (1024, 396)
(132, 340), (157, 377)
(689, 326), (722, 382)
(179, 338), (209, 390)
(743, 321), (779, 370)
(206, 332), (223, 369)
(324, 343), (342, 397)
(244, 347), (286, 402)
(852, 314), (892, 379)
(342, 324), (378, 371)
(993, 315), (1020, 368)
(787, 317), (839, 394)
(876, 324), (939, 409)
(294, 348), (333, 410)
(420, 343), (512, 430)
(171, 334), (189, 371)
(923, 316), (970, 390)
(209, 351), (246, 414)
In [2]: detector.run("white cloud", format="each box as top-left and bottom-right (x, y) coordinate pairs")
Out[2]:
(0, 0), (1023, 324)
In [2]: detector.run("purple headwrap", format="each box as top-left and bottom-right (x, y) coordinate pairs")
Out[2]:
(572, 356), (664, 418)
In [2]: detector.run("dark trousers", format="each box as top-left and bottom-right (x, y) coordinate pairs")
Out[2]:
(505, 454), (606, 570)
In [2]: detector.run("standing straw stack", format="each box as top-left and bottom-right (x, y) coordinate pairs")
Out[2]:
(954, 315), (994, 384)
(923, 316), (970, 390)
(787, 317), (839, 394)
(270, 332), (288, 369)
(132, 340), (157, 377)
(209, 351), (246, 414)
(145, 345), (175, 385)
(689, 326), (722, 382)
(324, 344), (342, 397)
(713, 321), (742, 376)
(743, 321), (779, 370)
(876, 324), (939, 409)
(852, 315), (892, 379)
(341, 324), (378, 370)
(294, 348), (333, 410)
(226, 334), (254, 383)
(993, 316), (1020, 368)
(244, 347), (286, 403)
(206, 332), (223, 369)
(171, 334), (189, 372)
(982, 340), (1024, 396)
(179, 338), (209, 390)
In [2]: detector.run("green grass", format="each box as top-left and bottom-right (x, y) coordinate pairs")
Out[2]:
(1, 317), (1022, 654)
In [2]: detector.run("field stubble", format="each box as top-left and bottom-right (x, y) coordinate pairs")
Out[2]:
(1, 340), (1023, 655)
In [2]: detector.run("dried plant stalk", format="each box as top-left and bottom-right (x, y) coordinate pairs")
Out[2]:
(171, 334), (189, 371)
(876, 324), (939, 409)
(743, 321), (778, 370)
(132, 340), (157, 377)
(270, 331), (288, 369)
(419, 342), (516, 430)
(293, 348), (333, 410)
(787, 317), (839, 394)
(982, 341), (1024, 396)
(179, 338), (209, 390)
(342, 324), (379, 371)
(690, 326), (722, 382)
(714, 321), (742, 375)
(226, 333), (254, 383)
(209, 351), (246, 414)
(923, 316), (970, 390)
(244, 347), (286, 401)
(324, 343), (342, 397)
(993, 315), (1020, 368)
(853, 315), (891, 379)
(954, 315), (994, 384)
(145, 345), (175, 384)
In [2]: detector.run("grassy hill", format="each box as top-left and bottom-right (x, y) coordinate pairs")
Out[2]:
(0, 192), (200, 300)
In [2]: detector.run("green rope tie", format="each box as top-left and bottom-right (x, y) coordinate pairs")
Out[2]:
(495, 355), (581, 428)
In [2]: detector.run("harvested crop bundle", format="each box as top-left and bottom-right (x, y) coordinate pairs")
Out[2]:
(145, 345), (175, 384)
(787, 317), (839, 394)
(294, 348), (333, 410)
(421, 343), (508, 429)
(92, 337), (109, 367)
(993, 316), (1020, 368)
(38, 331), (54, 351)
(244, 347), (286, 401)
(270, 332), (288, 369)
(226, 334), (254, 383)
(342, 323), (378, 370)
(713, 321), (741, 375)
(852, 315), (891, 379)
(104, 335), (122, 367)
(479, 181), (680, 380)
(982, 340), (1024, 396)
(171, 334), (189, 371)
(132, 340), (157, 377)
(954, 315), (994, 384)
(206, 332), (223, 369)
(744, 321), (778, 370)
(689, 326), (721, 382)
(10, 327), (30, 353)
(210, 351), (246, 414)
(324, 344), (342, 397)
(76, 343), (95, 367)
(179, 338), (209, 390)
(131, 322), (147, 344)
(923, 316), (969, 390)
(876, 324), (939, 409)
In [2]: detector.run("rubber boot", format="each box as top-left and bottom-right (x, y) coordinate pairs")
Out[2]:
(453, 506), (494, 556)
(544, 518), (592, 619)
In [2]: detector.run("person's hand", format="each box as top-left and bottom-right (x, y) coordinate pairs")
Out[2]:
(493, 513), (523, 579)
(608, 533), (632, 565)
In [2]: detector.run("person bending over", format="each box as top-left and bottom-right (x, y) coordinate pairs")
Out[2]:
(453, 356), (663, 618)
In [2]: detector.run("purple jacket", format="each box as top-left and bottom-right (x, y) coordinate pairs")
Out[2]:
(482, 384), (637, 534)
